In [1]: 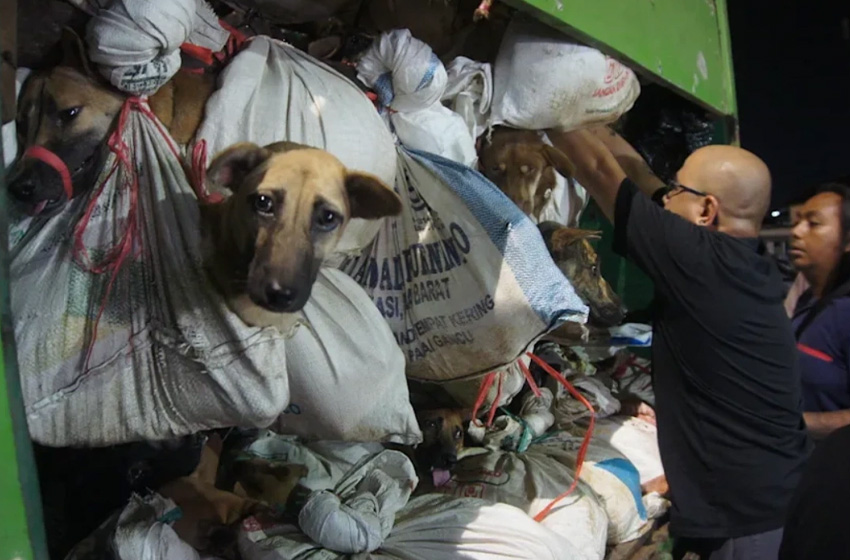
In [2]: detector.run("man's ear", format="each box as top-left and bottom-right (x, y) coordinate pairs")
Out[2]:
(700, 195), (720, 227)
(59, 27), (95, 78)
(206, 143), (271, 193)
(346, 172), (402, 220)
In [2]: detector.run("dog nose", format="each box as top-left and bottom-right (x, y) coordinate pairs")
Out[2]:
(442, 453), (458, 468)
(9, 178), (36, 201)
(265, 282), (298, 310)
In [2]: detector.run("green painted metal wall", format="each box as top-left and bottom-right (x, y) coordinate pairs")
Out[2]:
(0, 96), (48, 559)
(503, 0), (737, 117)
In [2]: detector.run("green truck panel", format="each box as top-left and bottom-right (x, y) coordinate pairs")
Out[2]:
(503, 0), (737, 117)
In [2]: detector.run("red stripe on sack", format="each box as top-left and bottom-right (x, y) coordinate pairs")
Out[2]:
(797, 343), (834, 363)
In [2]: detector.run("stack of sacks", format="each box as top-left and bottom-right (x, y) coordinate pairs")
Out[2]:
(358, 29), (478, 166)
(67, 435), (586, 560)
(337, 148), (587, 382)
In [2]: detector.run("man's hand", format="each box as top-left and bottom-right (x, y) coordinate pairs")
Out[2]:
(545, 127), (627, 223)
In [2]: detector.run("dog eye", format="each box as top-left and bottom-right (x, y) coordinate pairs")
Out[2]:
(490, 167), (504, 176)
(424, 419), (438, 429)
(453, 427), (462, 440)
(315, 209), (341, 231)
(58, 106), (82, 124)
(591, 264), (599, 274)
(253, 194), (274, 215)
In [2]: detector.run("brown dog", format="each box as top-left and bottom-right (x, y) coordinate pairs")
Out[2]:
(413, 408), (469, 489)
(157, 435), (268, 557)
(478, 126), (578, 221)
(538, 222), (625, 327)
(200, 141), (401, 328)
(10, 28), (215, 215)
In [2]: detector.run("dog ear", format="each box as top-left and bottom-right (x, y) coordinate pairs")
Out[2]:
(542, 145), (577, 179)
(206, 143), (271, 193)
(346, 172), (402, 220)
(60, 27), (95, 78)
(550, 227), (602, 251)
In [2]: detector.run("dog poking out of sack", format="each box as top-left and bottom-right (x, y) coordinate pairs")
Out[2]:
(200, 141), (402, 332)
(413, 408), (472, 491)
(9, 28), (216, 215)
(538, 222), (624, 327)
(478, 126), (578, 222)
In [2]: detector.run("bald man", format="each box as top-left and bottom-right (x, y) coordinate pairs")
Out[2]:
(548, 127), (811, 560)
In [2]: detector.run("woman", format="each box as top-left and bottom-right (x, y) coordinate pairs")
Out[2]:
(789, 183), (850, 438)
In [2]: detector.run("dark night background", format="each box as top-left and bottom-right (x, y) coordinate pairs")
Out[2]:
(728, 0), (850, 210)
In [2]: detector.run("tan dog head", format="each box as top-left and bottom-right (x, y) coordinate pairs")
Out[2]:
(414, 408), (470, 487)
(9, 28), (124, 215)
(538, 222), (625, 327)
(201, 141), (401, 314)
(479, 127), (576, 219)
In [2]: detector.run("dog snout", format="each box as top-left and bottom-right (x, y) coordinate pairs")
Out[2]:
(9, 176), (37, 202)
(264, 281), (300, 312)
(590, 303), (626, 327)
(439, 452), (458, 469)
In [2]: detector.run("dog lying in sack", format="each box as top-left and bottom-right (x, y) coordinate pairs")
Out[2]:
(199, 140), (401, 328)
(9, 28), (218, 215)
(478, 126), (582, 224)
(412, 408), (472, 492)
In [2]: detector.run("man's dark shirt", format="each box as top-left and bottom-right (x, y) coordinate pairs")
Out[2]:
(613, 178), (812, 539)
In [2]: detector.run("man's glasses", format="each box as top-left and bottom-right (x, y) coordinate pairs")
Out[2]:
(665, 181), (709, 199)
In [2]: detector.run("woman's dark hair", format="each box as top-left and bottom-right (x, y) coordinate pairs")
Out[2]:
(795, 182), (850, 338)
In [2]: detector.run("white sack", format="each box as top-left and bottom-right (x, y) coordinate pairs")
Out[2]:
(442, 56), (492, 141)
(538, 431), (652, 544)
(591, 416), (665, 486)
(491, 15), (640, 131)
(238, 494), (584, 560)
(358, 30), (477, 166)
(298, 450), (417, 553)
(338, 149), (587, 382)
(112, 495), (199, 560)
(195, 36), (397, 255)
(274, 269), (420, 445)
(438, 445), (607, 560)
(86, 0), (230, 95)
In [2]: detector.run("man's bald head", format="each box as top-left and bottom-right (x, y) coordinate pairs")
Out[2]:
(678, 145), (772, 230)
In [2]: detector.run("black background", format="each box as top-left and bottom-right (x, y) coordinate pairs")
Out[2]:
(728, 0), (850, 209)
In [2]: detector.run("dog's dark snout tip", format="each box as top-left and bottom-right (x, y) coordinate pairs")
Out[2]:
(265, 282), (297, 309)
(442, 453), (458, 467)
(9, 178), (36, 201)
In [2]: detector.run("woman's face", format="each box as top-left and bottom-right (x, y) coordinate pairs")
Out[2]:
(790, 192), (847, 275)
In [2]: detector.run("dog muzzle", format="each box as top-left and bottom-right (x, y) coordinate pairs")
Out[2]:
(23, 145), (74, 201)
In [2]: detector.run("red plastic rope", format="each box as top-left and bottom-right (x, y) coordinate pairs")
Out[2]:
(486, 372), (503, 427)
(518, 359), (542, 398)
(525, 352), (596, 523)
(70, 97), (184, 372)
(189, 140), (224, 203)
(470, 372), (497, 428)
(23, 145), (74, 200)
